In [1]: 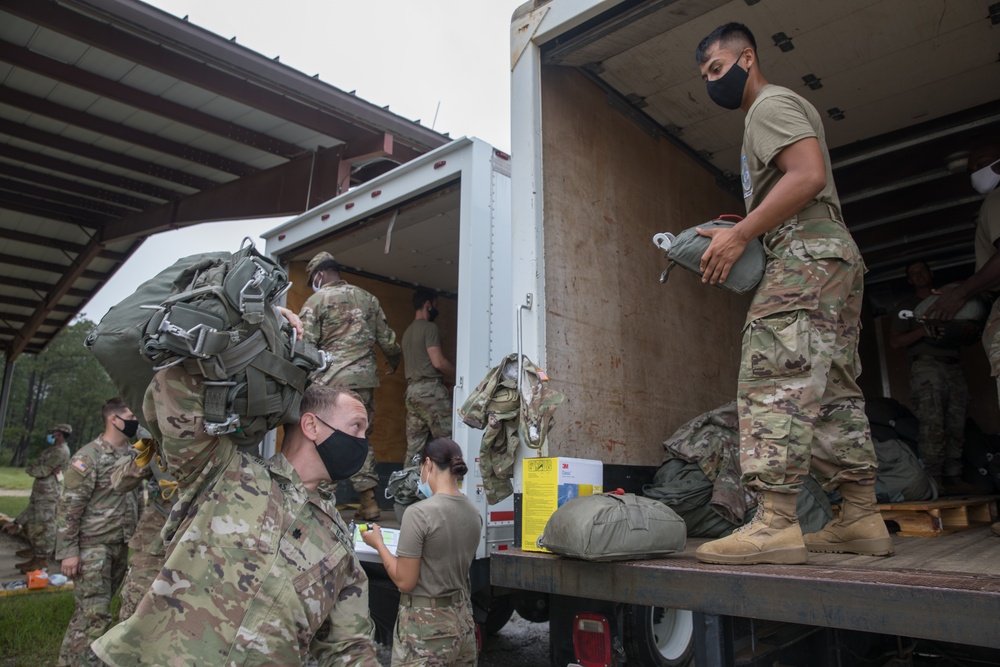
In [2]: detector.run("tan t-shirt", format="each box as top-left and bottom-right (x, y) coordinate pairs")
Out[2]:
(402, 319), (443, 383)
(742, 85), (841, 221)
(974, 187), (1000, 271)
(395, 492), (482, 598)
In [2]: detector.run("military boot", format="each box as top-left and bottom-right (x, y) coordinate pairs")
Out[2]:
(804, 482), (893, 556)
(696, 491), (807, 565)
(15, 547), (33, 559)
(942, 476), (981, 496)
(355, 488), (381, 521)
(16, 556), (48, 573)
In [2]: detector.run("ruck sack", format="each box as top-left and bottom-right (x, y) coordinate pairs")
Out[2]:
(653, 215), (765, 294)
(538, 490), (686, 561)
(86, 239), (325, 447)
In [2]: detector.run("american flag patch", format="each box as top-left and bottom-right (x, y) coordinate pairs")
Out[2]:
(71, 459), (89, 474)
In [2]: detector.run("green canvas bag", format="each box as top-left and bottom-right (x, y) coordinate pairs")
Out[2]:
(538, 491), (687, 561)
(653, 215), (765, 294)
(85, 239), (325, 447)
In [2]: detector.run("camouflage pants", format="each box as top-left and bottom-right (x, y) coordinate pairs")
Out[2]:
(57, 542), (128, 667)
(349, 388), (379, 493)
(405, 379), (453, 463)
(909, 356), (969, 477)
(117, 547), (162, 622)
(26, 512), (56, 558)
(392, 600), (477, 666)
(738, 221), (878, 492)
(983, 298), (1000, 407)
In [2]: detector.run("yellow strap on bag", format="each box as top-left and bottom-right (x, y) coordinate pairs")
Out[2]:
(133, 438), (154, 467)
(158, 479), (179, 500)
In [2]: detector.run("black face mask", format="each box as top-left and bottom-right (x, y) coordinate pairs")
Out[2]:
(706, 54), (748, 110)
(428, 307), (439, 323)
(314, 416), (369, 481)
(117, 417), (139, 439)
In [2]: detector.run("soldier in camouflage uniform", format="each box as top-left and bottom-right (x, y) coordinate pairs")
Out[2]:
(299, 251), (401, 520)
(6, 423), (72, 573)
(889, 261), (970, 491)
(55, 399), (140, 667)
(693, 23), (891, 565)
(91, 371), (379, 666)
(360, 438), (480, 667)
(109, 441), (178, 621)
(402, 289), (455, 464)
(927, 143), (1000, 537)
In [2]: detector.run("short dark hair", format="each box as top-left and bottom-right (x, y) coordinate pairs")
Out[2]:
(316, 259), (340, 274)
(905, 260), (930, 276)
(412, 289), (435, 311)
(423, 437), (468, 478)
(102, 397), (129, 421)
(696, 22), (757, 65)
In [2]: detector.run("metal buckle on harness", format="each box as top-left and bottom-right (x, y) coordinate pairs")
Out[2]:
(156, 315), (218, 358)
(204, 414), (241, 436)
(238, 260), (269, 313)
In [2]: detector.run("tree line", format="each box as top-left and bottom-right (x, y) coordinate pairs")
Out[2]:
(0, 320), (117, 466)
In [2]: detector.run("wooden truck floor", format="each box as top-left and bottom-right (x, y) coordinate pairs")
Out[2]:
(492, 524), (1000, 650)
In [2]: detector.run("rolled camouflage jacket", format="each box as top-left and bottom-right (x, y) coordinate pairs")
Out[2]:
(92, 365), (378, 667)
(300, 280), (401, 389)
(55, 436), (139, 561)
(458, 354), (565, 504)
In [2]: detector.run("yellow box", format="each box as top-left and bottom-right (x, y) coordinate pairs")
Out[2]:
(522, 457), (603, 552)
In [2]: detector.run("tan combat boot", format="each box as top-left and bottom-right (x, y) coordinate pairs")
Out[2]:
(804, 482), (893, 556)
(355, 488), (381, 521)
(696, 491), (807, 565)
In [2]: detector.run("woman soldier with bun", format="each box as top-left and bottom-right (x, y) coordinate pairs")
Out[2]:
(360, 437), (482, 665)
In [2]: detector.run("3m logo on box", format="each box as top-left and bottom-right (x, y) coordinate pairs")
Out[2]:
(521, 457), (603, 553)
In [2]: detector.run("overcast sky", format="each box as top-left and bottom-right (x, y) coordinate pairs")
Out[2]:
(81, 0), (525, 322)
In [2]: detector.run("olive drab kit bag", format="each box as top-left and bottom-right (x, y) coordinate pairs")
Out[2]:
(86, 239), (326, 447)
(538, 490), (687, 561)
(653, 214), (766, 295)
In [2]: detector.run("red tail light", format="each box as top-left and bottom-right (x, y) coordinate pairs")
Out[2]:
(573, 612), (611, 667)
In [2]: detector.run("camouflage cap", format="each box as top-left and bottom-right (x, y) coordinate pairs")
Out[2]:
(306, 251), (336, 277)
(50, 423), (72, 436)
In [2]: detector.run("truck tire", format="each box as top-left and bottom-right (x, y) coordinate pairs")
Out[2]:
(623, 605), (694, 667)
(484, 595), (515, 635)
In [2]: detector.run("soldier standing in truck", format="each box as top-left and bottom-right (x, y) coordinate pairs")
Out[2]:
(691, 22), (893, 565)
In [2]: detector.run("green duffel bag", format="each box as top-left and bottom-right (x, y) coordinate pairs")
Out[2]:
(538, 491), (687, 561)
(653, 215), (765, 295)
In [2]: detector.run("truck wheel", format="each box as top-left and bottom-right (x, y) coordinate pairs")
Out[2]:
(623, 605), (694, 667)
(485, 594), (515, 635)
(514, 591), (550, 623)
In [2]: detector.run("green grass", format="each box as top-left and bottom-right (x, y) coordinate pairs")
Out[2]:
(0, 467), (33, 491)
(0, 495), (30, 520)
(0, 590), (75, 666)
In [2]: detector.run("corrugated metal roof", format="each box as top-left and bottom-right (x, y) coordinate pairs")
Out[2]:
(0, 0), (449, 358)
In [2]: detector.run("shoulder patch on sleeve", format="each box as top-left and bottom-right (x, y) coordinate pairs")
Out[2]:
(71, 458), (90, 475)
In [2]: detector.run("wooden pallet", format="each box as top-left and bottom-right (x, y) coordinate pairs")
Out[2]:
(875, 497), (998, 538)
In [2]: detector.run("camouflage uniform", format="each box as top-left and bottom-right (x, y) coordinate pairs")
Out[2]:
(458, 353), (565, 504)
(91, 365), (378, 667)
(974, 187), (1000, 404)
(736, 84), (878, 493)
(890, 294), (968, 477)
(404, 380), (453, 463)
(392, 599), (477, 667)
(300, 280), (401, 492)
(109, 452), (177, 621)
(22, 439), (71, 558)
(738, 215), (878, 492)
(55, 436), (139, 667)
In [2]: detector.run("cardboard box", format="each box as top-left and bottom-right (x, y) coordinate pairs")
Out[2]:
(522, 457), (603, 552)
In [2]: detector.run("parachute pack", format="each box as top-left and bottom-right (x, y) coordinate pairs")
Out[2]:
(86, 238), (326, 447)
(653, 215), (766, 295)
